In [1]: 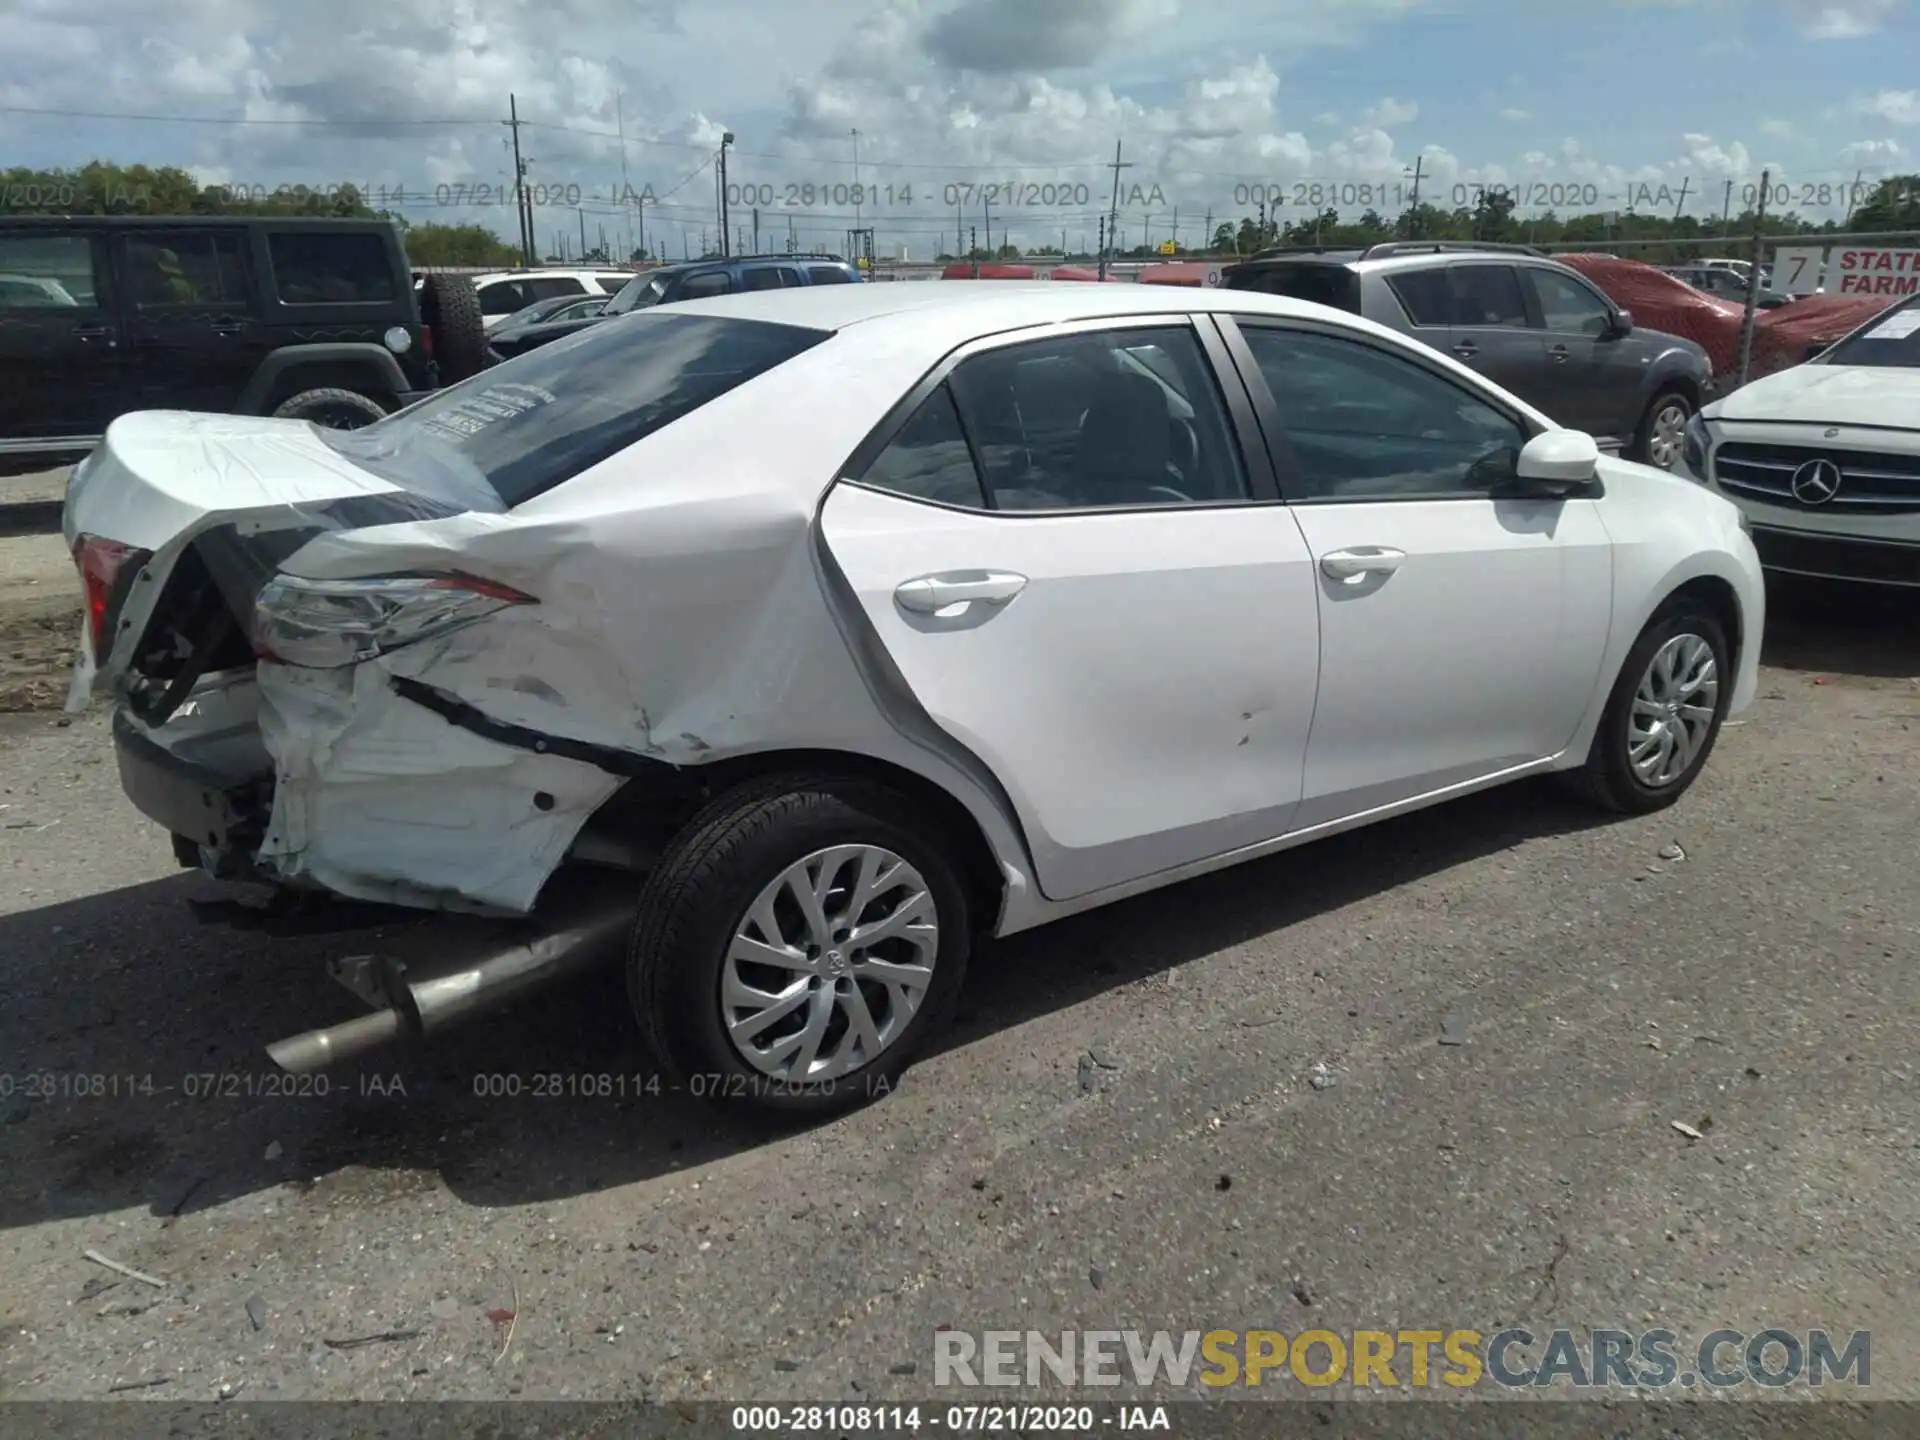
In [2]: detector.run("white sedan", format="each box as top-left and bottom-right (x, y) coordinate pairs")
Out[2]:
(1682, 292), (1920, 588)
(65, 281), (1764, 1114)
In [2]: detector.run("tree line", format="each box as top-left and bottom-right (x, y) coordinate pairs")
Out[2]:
(10, 161), (1920, 270)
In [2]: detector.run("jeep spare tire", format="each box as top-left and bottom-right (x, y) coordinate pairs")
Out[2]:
(418, 273), (490, 382)
(273, 387), (389, 429)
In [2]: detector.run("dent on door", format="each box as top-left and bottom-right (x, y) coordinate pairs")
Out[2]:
(819, 482), (1324, 901)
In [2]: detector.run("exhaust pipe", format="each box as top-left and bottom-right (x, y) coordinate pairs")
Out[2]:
(267, 896), (635, 1073)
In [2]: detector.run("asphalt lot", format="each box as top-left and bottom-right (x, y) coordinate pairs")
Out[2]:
(0, 570), (1915, 1406)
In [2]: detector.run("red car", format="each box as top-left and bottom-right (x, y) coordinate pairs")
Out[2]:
(1558, 255), (1893, 387)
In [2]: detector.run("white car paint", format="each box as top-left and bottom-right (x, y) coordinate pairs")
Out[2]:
(468, 269), (634, 330)
(1681, 296), (1920, 579)
(68, 281), (1764, 936)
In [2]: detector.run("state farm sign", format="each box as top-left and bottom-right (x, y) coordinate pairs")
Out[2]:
(1828, 247), (1920, 298)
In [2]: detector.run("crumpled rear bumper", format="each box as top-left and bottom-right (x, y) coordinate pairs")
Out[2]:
(113, 659), (625, 915)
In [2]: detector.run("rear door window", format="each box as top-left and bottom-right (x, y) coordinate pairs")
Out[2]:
(806, 266), (855, 285)
(1386, 269), (1451, 327)
(678, 271), (734, 299)
(124, 231), (249, 309)
(0, 233), (103, 308)
(324, 312), (828, 507)
(266, 232), (395, 304)
(479, 280), (532, 316)
(743, 266), (801, 290)
(1448, 263), (1529, 326)
(526, 276), (587, 300)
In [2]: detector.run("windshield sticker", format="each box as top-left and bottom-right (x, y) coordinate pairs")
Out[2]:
(1863, 309), (1920, 341)
(421, 383), (558, 441)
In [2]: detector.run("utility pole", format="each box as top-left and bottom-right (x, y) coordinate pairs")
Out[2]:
(1099, 140), (1131, 280)
(1203, 207), (1211, 254)
(1844, 169), (1865, 227)
(1736, 168), (1771, 388)
(505, 94), (534, 267)
(1404, 155), (1425, 238)
(1141, 212), (1151, 249)
(1170, 205), (1178, 253)
(1673, 175), (1691, 219)
(983, 194), (992, 255)
(850, 127), (861, 236)
(955, 202), (963, 259)
(717, 132), (735, 256)
(578, 207), (587, 259)
(615, 89), (634, 260)
(752, 207), (760, 253)
(1722, 178), (1734, 226)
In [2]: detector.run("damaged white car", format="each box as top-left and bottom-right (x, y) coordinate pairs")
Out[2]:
(67, 282), (1764, 1114)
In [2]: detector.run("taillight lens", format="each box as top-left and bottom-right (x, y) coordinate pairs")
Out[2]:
(421, 324), (435, 358)
(253, 573), (535, 669)
(71, 534), (145, 665)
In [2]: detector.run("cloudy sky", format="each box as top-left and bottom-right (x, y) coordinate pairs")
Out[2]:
(2, 0), (1916, 259)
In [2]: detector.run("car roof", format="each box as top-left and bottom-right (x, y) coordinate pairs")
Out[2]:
(662, 277), (1405, 339)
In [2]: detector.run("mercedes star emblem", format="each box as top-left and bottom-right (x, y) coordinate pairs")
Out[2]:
(1789, 458), (1843, 506)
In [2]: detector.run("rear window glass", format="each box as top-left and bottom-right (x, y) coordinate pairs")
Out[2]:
(266, 232), (395, 304)
(322, 313), (829, 508)
(1224, 263), (1359, 312)
(807, 266), (855, 285)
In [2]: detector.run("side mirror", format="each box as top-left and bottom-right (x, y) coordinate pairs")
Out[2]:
(1512, 430), (1601, 496)
(1608, 308), (1635, 337)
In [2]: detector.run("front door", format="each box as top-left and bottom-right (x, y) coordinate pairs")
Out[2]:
(0, 227), (121, 448)
(820, 318), (1322, 901)
(1441, 261), (1553, 411)
(116, 228), (266, 417)
(1225, 316), (1614, 824)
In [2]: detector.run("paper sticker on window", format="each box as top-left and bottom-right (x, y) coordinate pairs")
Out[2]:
(1864, 309), (1920, 341)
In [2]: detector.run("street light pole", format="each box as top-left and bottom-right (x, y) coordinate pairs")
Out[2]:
(718, 131), (735, 257)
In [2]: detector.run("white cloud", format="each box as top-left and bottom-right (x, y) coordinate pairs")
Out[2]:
(1758, 118), (1797, 138)
(1785, 0), (1900, 37)
(1499, 108), (1530, 122)
(1356, 96), (1417, 129)
(1855, 89), (1920, 124)
(1838, 137), (1907, 165)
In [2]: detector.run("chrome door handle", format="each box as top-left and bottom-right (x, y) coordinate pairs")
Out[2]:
(1451, 342), (1478, 359)
(894, 571), (1028, 614)
(1548, 345), (1571, 362)
(1320, 546), (1406, 582)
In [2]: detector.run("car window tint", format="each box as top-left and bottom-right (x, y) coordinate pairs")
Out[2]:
(126, 232), (247, 308)
(857, 385), (987, 508)
(742, 267), (788, 291)
(679, 271), (733, 298)
(527, 276), (587, 300)
(322, 313), (828, 508)
(806, 266), (854, 284)
(266, 232), (395, 304)
(1529, 269), (1612, 336)
(478, 281), (529, 316)
(1448, 264), (1528, 327)
(946, 326), (1249, 511)
(1241, 326), (1527, 501)
(1228, 264), (1360, 312)
(1387, 269), (1451, 327)
(0, 234), (99, 308)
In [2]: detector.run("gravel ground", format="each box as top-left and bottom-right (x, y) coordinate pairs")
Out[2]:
(0, 577), (1914, 1407)
(0, 530), (80, 714)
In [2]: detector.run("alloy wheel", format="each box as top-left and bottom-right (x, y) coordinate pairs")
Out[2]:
(721, 844), (939, 1083)
(1646, 402), (1690, 469)
(1628, 632), (1719, 786)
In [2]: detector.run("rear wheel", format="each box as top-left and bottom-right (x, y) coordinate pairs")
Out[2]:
(628, 776), (971, 1117)
(1564, 601), (1731, 814)
(272, 386), (389, 430)
(1633, 389), (1693, 470)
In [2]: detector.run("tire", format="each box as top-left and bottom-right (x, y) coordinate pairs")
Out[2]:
(417, 273), (490, 383)
(271, 386), (388, 429)
(628, 775), (972, 1118)
(1563, 601), (1731, 815)
(1632, 388), (1693, 470)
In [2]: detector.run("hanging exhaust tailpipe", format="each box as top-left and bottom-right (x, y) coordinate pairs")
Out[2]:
(266, 894), (636, 1074)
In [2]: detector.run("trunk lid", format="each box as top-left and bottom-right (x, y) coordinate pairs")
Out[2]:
(65, 411), (470, 724)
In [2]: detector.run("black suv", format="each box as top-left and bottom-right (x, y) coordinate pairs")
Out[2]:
(1222, 242), (1714, 470)
(488, 253), (862, 359)
(0, 215), (489, 476)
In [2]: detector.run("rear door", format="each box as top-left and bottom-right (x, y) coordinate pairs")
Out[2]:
(524, 275), (588, 302)
(0, 226), (122, 447)
(1436, 261), (1552, 408)
(116, 227), (266, 416)
(819, 316), (1323, 902)
(477, 278), (533, 329)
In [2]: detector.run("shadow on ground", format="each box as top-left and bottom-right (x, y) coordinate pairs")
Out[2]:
(0, 580), (1903, 1225)
(0, 777), (1612, 1228)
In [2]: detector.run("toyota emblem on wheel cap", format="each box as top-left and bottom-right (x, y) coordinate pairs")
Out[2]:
(1789, 458), (1843, 505)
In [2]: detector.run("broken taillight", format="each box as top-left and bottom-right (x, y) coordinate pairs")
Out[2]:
(252, 572), (536, 669)
(71, 534), (146, 665)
